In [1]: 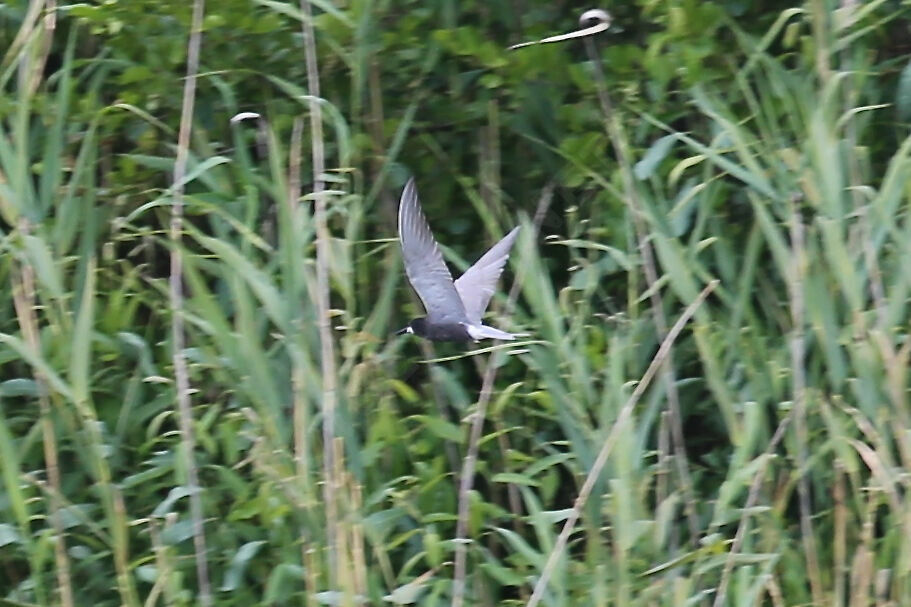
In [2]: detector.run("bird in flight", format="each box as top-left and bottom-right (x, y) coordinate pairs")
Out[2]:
(396, 178), (524, 342)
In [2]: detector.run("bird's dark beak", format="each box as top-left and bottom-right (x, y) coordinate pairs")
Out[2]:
(395, 327), (409, 336)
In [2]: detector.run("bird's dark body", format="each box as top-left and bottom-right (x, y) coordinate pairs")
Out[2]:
(407, 317), (472, 342)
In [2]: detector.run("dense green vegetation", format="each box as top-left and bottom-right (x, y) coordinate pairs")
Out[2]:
(2, 0), (911, 605)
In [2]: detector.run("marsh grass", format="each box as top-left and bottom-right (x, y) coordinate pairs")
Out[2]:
(1, 2), (911, 606)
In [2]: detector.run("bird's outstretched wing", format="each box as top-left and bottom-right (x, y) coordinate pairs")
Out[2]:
(398, 179), (467, 323)
(454, 226), (520, 324)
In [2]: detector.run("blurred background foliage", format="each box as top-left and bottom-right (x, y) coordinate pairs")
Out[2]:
(2, 0), (911, 605)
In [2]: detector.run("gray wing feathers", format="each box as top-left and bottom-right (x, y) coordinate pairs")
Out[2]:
(454, 226), (520, 324)
(398, 179), (467, 323)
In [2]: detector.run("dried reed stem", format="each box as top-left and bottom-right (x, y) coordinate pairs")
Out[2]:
(298, 0), (341, 585)
(525, 280), (717, 607)
(712, 412), (792, 607)
(584, 34), (701, 543)
(451, 184), (554, 607)
(12, 245), (74, 607)
(169, 0), (211, 603)
(288, 116), (314, 496)
(8, 7), (72, 605)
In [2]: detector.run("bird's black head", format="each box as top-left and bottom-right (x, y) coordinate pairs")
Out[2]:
(395, 317), (427, 337)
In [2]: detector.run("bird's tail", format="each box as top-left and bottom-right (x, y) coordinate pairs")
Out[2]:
(465, 324), (528, 341)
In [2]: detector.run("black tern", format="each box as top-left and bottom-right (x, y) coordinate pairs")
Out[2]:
(396, 178), (523, 342)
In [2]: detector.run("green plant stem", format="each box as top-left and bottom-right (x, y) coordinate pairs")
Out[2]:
(288, 111), (324, 605)
(810, 0), (831, 82)
(788, 199), (823, 605)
